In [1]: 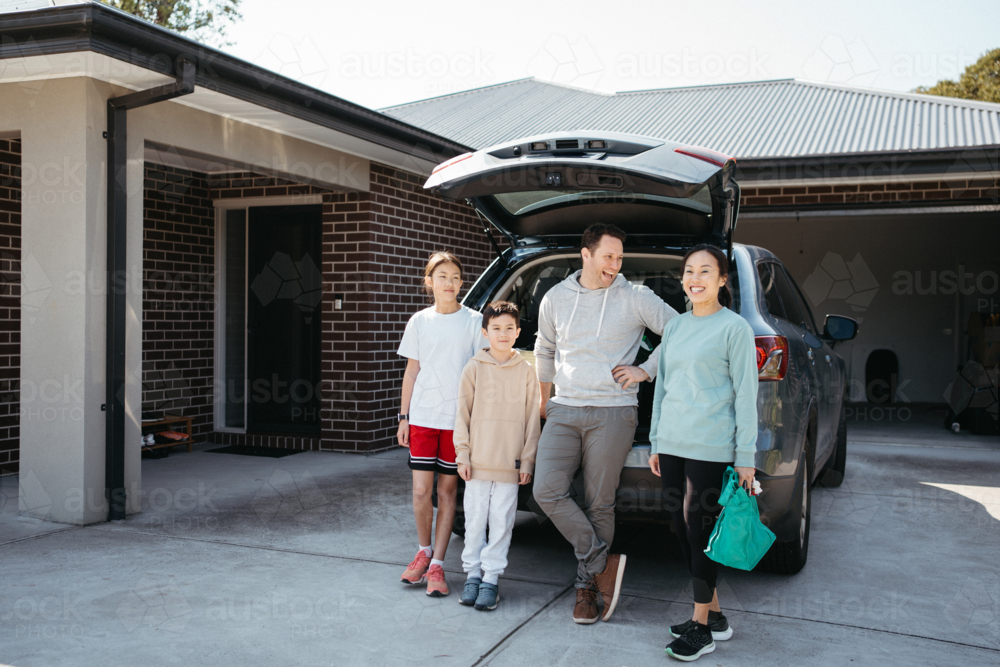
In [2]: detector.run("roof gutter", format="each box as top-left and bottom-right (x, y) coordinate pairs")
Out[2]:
(105, 58), (196, 521)
(0, 4), (473, 164)
(735, 145), (1000, 184)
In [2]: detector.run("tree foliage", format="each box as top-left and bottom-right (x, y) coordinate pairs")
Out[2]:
(101, 0), (243, 47)
(913, 48), (1000, 103)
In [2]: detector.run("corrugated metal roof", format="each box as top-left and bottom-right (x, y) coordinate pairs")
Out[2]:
(0, 0), (55, 12)
(381, 78), (1000, 159)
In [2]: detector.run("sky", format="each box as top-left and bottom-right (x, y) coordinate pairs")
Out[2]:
(221, 0), (1000, 111)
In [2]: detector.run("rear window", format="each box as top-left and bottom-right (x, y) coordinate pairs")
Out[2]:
(494, 188), (712, 217)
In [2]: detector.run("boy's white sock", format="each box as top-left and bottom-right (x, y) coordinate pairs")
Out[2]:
(430, 558), (445, 568)
(467, 570), (482, 581)
(483, 572), (499, 585)
(418, 545), (432, 557)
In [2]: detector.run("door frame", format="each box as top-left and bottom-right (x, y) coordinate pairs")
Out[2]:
(212, 195), (324, 434)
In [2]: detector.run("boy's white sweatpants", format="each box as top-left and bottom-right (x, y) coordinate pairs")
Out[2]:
(462, 479), (519, 584)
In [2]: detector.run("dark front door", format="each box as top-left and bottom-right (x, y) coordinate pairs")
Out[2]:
(246, 205), (322, 433)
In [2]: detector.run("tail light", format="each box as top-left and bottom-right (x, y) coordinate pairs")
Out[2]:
(431, 152), (473, 175)
(674, 145), (733, 167)
(756, 336), (788, 381)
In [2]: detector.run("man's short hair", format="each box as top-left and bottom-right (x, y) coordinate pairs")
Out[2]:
(482, 301), (520, 329)
(581, 224), (626, 254)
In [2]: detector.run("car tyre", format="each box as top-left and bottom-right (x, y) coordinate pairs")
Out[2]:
(761, 443), (812, 575)
(820, 402), (847, 488)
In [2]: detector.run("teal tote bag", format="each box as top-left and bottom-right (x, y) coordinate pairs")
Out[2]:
(704, 466), (776, 570)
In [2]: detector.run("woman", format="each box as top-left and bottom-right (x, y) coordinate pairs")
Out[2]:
(649, 243), (759, 662)
(396, 251), (483, 597)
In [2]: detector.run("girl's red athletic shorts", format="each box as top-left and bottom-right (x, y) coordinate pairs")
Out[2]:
(407, 425), (458, 475)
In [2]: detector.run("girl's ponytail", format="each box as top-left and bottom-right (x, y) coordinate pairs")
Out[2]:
(718, 282), (733, 309)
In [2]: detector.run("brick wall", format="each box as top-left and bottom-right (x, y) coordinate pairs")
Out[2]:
(142, 163), (216, 440)
(323, 162), (497, 452)
(0, 138), (20, 475)
(741, 177), (1000, 207)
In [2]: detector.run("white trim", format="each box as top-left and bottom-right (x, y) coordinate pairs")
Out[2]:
(740, 204), (1000, 219)
(213, 195), (324, 210)
(213, 206), (223, 431)
(213, 206), (248, 434)
(213, 206), (224, 431)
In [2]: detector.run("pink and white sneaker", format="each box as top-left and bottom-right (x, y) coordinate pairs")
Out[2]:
(401, 550), (431, 585)
(425, 564), (450, 597)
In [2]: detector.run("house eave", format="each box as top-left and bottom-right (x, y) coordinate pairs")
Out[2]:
(0, 3), (474, 166)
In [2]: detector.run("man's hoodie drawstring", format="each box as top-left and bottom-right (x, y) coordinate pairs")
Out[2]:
(565, 284), (611, 340)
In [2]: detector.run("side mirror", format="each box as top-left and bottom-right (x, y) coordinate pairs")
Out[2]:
(823, 315), (858, 341)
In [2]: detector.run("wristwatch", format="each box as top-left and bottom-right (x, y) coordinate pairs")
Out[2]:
(398, 413), (409, 422)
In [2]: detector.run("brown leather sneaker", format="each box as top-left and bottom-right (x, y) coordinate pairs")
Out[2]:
(572, 586), (599, 624)
(593, 553), (627, 621)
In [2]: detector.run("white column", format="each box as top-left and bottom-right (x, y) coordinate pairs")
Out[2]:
(7, 76), (143, 524)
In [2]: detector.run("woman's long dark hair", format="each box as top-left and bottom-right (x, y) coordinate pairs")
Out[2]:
(681, 244), (732, 309)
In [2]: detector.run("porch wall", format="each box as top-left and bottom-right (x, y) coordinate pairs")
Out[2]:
(0, 138), (20, 475)
(141, 164), (331, 449)
(140, 160), (496, 454)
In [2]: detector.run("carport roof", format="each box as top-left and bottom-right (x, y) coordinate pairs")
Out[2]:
(381, 77), (1000, 160)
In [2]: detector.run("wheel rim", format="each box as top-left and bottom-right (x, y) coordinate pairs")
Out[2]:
(799, 470), (808, 548)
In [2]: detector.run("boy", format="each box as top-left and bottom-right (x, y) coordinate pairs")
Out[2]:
(453, 301), (541, 611)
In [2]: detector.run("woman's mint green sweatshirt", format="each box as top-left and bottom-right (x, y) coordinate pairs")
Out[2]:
(649, 307), (759, 468)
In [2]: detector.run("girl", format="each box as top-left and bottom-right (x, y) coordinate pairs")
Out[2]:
(396, 251), (483, 597)
(648, 243), (759, 662)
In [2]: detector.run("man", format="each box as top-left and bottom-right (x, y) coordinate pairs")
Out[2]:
(533, 223), (678, 624)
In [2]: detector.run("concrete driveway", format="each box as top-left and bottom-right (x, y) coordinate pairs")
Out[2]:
(1, 407), (998, 666)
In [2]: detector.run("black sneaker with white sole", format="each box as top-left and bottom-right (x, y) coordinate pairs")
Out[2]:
(669, 611), (732, 641)
(665, 622), (715, 662)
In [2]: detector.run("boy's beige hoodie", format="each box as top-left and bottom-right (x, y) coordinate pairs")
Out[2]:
(453, 348), (541, 484)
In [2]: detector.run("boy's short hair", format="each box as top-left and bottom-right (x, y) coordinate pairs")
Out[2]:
(482, 301), (520, 329)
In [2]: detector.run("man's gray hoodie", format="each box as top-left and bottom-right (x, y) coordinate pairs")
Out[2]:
(534, 270), (679, 407)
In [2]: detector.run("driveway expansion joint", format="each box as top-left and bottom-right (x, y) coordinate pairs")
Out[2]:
(621, 591), (1000, 653)
(472, 584), (575, 666)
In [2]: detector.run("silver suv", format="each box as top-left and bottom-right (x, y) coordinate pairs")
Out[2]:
(425, 131), (858, 574)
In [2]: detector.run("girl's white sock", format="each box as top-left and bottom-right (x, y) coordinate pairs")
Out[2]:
(419, 545), (432, 557)
(430, 558), (445, 568)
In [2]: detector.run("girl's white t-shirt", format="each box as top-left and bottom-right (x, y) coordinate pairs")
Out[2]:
(398, 305), (483, 430)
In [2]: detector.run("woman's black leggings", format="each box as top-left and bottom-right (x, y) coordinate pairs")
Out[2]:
(659, 454), (730, 604)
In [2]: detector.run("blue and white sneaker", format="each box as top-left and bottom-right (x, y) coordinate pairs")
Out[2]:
(459, 577), (481, 606)
(474, 582), (499, 611)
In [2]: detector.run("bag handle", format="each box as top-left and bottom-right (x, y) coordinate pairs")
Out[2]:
(718, 466), (739, 507)
(718, 465), (751, 508)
